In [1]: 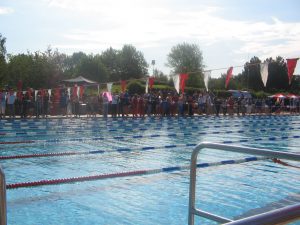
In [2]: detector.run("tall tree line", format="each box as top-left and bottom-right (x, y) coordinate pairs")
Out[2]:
(0, 34), (149, 89)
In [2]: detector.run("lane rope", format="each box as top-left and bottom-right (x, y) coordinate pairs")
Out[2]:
(6, 156), (268, 189)
(1, 130), (300, 160)
(0, 123), (299, 145)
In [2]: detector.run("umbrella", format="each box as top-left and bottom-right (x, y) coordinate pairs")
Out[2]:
(269, 93), (286, 98)
(286, 93), (299, 99)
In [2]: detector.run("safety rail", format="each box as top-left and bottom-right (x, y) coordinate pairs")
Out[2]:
(0, 167), (6, 225)
(188, 142), (300, 225)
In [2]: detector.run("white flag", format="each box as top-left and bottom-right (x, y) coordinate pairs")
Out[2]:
(77, 87), (80, 98)
(172, 74), (180, 94)
(145, 78), (149, 93)
(67, 87), (71, 98)
(107, 83), (113, 93)
(203, 71), (211, 91)
(34, 90), (38, 101)
(260, 62), (269, 87)
(48, 89), (51, 101)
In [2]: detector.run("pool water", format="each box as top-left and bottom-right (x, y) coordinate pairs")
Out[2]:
(1, 115), (300, 225)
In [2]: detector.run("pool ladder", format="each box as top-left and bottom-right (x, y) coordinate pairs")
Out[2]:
(188, 142), (300, 225)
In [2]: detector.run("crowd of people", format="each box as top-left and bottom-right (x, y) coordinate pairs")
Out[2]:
(0, 87), (299, 119)
(100, 91), (299, 118)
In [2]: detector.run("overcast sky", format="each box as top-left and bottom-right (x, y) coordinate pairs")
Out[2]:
(1, 0), (299, 77)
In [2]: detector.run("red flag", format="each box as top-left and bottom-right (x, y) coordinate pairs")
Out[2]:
(149, 77), (155, 89)
(180, 73), (189, 93)
(225, 67), (233, 89)
(287, 58), (299, 84)
(27, 88), (32, 100)
(72, 85), (78, 98)
(55, 88), (61, 101)
(17, 80), (22, 91)
(41, 89), (45, 98)
(79, 85), (84, 99)
(121, 80), (126, 93)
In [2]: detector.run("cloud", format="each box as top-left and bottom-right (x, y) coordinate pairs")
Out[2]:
(47, 0), (300, 74)
(0, 6), (14, 15)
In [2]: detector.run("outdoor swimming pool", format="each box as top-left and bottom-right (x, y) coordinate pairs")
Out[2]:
(1, 115), (300, 224)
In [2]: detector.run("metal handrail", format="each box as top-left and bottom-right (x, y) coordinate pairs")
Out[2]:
(0, 167), (6, 225)
(188, 142), (300, 225)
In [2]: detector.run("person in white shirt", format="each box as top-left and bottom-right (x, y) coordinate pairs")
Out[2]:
(7, 90), (16, 118)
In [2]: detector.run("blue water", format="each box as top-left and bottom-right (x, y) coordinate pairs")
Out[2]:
(1, 115), (300, 225)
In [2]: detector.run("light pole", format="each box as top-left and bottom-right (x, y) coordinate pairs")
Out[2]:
(151, 60), (155, 76)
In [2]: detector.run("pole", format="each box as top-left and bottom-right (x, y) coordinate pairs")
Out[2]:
(0, 167), (6, 225)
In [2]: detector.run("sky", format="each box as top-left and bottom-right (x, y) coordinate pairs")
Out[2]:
(0, 0), (300, 78)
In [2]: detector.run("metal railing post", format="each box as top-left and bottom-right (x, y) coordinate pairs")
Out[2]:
(0, 167), (6, 225)
(188, 142), (300, 225)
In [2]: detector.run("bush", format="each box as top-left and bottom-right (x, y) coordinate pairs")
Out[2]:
(251, 91), (270, 99)
(127, 81), (145, 95)
(212, 90), (231, 98)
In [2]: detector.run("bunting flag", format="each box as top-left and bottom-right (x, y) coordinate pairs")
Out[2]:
(225, 66), (233, 89)
(179, 73), (189, 93)
(145, 77), (155, 93)
(41, 89), (45, 98)
(203, 71), (211, 91)
(67, 87), (71, 98)
(287, 58), (299, 84)
(260, 62), (269, 87)
(72, 85), (78, 99)
(172, 74), (180, 94)
(34, 90), (38, 101)
(48, 89), (51, 101)
(76, 86), (80, 98)
(121, 80), (126, 93)
(79, 85), (84, 99)
(107, 82), (113, 93)
(55, 88), (61, 102)
(17, 80), (22, 91)
(149, 77), (155, 89)
(145, 78), (149, 94)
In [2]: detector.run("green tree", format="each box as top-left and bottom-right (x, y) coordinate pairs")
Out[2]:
(119, 45), (148, 80)
(7, 53), (34, 88)
(101, 47), (121, 82)
(166, 42), (205, 88)
(266, 56), (289, 91)
(63, 52), (108, 83)
(242, 56), (263, 91)
(153, 69), (169, 84)
(76, 54), (108, 83)
(0, 34), (7, 84)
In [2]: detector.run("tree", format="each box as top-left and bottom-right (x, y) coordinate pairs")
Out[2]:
(153, 69), (169, 84)
(76, 54), (108, 83)
(0, 34), (7, 84)
(266, 56), (289, 91)
(166, 42), (205, 88)
(241, 56), (263, 91)
(119, 45), (148, 80)
(101, 47), (121, 82)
